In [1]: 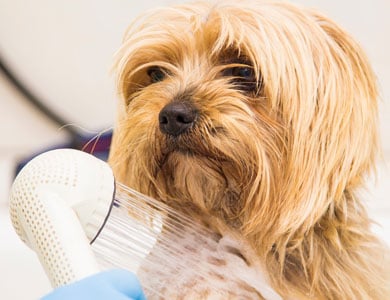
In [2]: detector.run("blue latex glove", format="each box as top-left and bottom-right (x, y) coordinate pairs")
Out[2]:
(41, 269), (146, 300)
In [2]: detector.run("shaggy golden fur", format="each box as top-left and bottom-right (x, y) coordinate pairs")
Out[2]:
(109, 0), (389, 298)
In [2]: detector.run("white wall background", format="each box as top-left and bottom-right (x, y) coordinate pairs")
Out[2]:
(0, 0), (388, 299)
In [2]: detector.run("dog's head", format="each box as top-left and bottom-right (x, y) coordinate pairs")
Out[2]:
(109, 0), (378, 246)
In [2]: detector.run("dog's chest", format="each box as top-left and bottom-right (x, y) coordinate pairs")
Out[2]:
(137, 220), (281, 300)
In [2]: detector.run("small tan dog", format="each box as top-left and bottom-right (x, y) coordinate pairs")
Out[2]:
(109, 0), (389, 299)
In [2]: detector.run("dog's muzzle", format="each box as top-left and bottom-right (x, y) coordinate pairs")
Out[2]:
(159, 102), (198, 136)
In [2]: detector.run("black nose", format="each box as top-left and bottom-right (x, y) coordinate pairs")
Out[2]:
(159, 102), (197, 136)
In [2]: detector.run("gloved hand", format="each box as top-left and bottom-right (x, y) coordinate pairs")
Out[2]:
(41, 269), (146, 300)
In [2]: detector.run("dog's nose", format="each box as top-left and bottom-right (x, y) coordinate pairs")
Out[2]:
(159, 102), (197, 136)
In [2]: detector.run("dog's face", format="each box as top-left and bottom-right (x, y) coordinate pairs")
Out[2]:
(109, 1), (378, 246)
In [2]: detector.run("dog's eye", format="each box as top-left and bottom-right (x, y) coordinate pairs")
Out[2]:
(222, 66), (258, 92)
(222, 66), (254, 78)
(232, 67), (254, 78)
(147, 66), (166, 83)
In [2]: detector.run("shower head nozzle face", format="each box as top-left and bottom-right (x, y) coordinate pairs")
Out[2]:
(9, 149), (115, 287)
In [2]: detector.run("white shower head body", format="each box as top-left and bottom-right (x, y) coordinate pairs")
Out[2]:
(9, 149), (115, 287)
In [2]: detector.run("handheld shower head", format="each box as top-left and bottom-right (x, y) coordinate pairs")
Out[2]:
(9, 149), (115, 288)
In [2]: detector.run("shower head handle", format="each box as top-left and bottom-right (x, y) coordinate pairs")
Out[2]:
(9, 149), (115, 288)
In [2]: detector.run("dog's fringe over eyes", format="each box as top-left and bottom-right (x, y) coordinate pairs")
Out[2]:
(109, 0), (389, 299)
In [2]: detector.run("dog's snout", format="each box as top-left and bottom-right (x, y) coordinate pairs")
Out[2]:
(159, 102), (197, 136)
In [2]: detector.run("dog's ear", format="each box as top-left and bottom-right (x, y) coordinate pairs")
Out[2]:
(314, 12), (379, 185)
(261, 11), (380, 240)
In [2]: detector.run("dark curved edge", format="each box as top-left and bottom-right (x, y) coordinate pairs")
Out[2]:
(90, 180), (116, 244)
(0, 54), (79, 138)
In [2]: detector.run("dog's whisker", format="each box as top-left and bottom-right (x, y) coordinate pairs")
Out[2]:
(58, 123), (100, 136)
(81, 127), (113, 155)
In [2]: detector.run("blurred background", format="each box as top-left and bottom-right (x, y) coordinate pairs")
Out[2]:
(0, 0), (388, 299)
